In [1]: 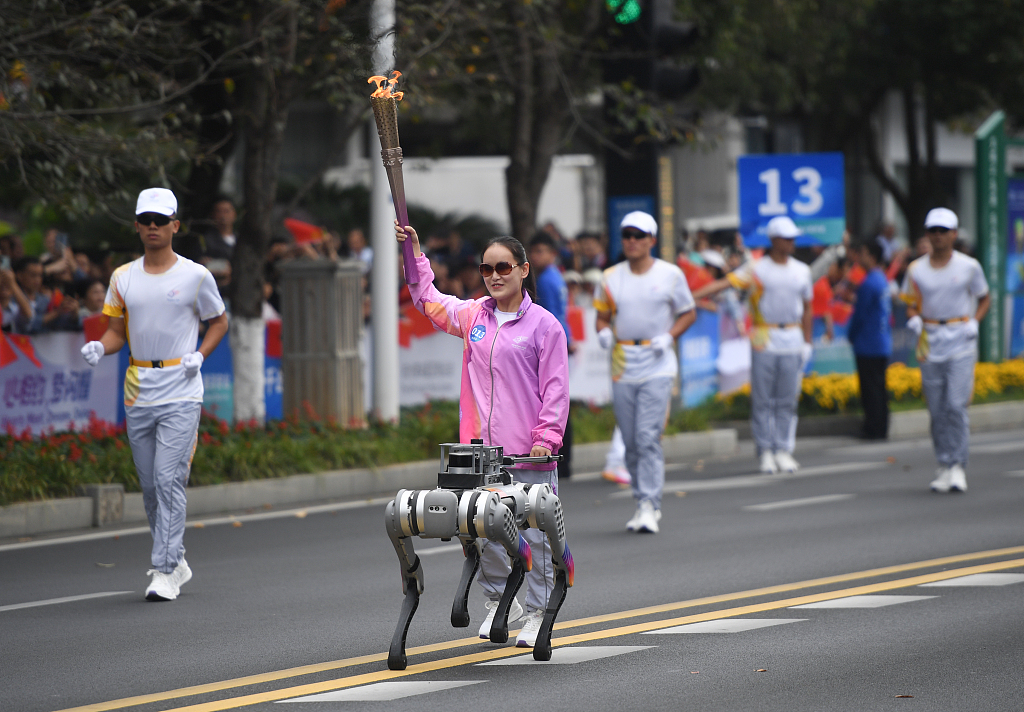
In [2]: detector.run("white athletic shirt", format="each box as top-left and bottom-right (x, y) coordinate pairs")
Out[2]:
(103, 254), (225, 407)
(727, 256), (812, 353)
(494, 308), (518, 327)
(900, 252), (988, 362)
(593, 259), (695, 383)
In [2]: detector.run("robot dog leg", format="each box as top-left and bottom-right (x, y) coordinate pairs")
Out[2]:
(525, 484), (575, 661)
(384, 488), (460, 670)
(466, 490), (533, 643)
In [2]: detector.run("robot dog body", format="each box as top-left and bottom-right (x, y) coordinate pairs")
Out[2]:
(384, 440), (574, 669)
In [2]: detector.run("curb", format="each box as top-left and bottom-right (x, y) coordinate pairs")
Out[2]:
(720, 400), (1024, 440)
(0, 429), (739, 540)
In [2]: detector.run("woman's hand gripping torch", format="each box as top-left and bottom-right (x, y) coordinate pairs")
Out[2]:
(368, 71), (420, 285)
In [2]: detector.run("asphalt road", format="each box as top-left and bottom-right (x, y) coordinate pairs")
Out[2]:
(3, 429), (1024, 712)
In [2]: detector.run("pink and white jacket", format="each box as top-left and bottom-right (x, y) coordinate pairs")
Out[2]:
(409, 254), (569, 470)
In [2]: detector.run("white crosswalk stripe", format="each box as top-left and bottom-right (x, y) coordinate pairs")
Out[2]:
(919, 573), (1024, 587)
(643, 618), (806, 634)
(477, 646), (653, 665)
(790, 595), (936, 609)
(277, 680), (486, 703)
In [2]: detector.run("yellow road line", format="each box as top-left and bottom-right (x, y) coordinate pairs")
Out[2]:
(130, 557), (1024, 712)
(54, 545), (1024, 712)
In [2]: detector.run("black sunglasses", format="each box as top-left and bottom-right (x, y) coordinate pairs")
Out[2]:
(479, 261), (519, 278)
(621, 229), (649, 241)
(926, 226), (951, 234)
(137, 212), (173, 227)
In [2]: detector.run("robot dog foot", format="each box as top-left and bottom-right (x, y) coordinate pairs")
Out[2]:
(488, 559), (528, 643)
(532, 570), (569, 661)
(387, 575), (420, 671)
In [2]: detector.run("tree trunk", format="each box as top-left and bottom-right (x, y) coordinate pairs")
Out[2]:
(230, 3), (296, 425)
(504, 4), (571, 243)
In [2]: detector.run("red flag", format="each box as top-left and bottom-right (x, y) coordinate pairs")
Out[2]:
(7, 333), (42, 368)
(284, 218), (324, 245)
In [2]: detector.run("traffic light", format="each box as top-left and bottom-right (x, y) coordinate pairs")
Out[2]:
(603, 0), (699, 260)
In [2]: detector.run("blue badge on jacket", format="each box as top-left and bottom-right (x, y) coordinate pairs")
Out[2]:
(470, 325), (487, 342)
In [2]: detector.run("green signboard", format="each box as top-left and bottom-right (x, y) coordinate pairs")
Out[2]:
(975, 111), (1006, 362)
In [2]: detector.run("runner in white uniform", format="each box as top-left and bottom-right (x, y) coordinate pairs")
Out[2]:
(694, 216), (814, 474)
(594, 211), (696, 533)
(901, 208), (990, 493)
(81, 188), (228, 601)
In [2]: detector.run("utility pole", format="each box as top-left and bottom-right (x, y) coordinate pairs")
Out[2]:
(370, 0), (400, 422)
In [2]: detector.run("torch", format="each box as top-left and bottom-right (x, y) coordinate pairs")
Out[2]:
(368, 71), (419, 285)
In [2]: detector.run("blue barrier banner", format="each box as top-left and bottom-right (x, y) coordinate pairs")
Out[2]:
(808, 318), (855, 374)
(680, 309), (720, 407)
(738, 152), (845, 246)
(1007, 178), (1024, 358)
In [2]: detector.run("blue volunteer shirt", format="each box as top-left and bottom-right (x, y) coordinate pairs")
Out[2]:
(847, 267), (892, 357)
(535, 264), (571, 342)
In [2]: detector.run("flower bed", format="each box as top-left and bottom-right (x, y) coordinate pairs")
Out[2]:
(716, 359), (1024, 416)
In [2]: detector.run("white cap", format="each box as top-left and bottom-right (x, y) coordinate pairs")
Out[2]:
(562, 269), (583, 284)
(766, 216), (802, 239)
(583, 267), (603, 286)
(136, 188), (178, 216)
(924, 207), (958, 230)
(620, 211), (658, 237)
(700, 249), (726, 270)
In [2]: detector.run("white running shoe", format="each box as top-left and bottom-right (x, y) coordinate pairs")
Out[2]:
(773, 451), (800, 473)
(145, 570), (179, 601)
(948, 464), (967, 493)
(602, 466), (632, 485)
(172, 558), (192, 591)
(515, 608), (546, 648)
(626, 505), (643, 532)
(478, 598), (523, 638)
(930, 467), (952, 493)
(635, 501), (660, 534)
(759, 451), (778, 474)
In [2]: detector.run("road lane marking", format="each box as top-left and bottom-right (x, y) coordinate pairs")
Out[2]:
(0, 498), (395, 553)
(919, 573), (1024, 587)
(1003, 470), (1024, 477)
(53, 546), (1024, 712)
(790, 595), (936, 609)
(477, 646), (653, 665)
(743, 494), (855, 511)
(131, 557), (1024, 712)
(971, 441), (1024, 455)
(643, 618), (806, 634)
(277, 680), (486, 703)
(0, 591), (133, 612)
(610, 462), (885, 497)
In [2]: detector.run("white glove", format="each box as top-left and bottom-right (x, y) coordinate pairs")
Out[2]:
(906, 315), (923, 336)
(597, 327), (614, 350)
(650, 332), (675, 355)
(81, 341), (105, 367)
(800, 342), (814, 370)
(181, 351), (204, 379)
(964, 318), (979, 339)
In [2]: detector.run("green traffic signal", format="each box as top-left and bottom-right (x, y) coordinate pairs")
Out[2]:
(607, 0), (641, 25)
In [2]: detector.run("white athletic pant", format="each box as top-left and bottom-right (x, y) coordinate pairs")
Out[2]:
(750, 350), (803, 455)
(604, 426), (626, 472)
(126, 401), (201, 573)
(477, 468), (557, 613)
(612, 376), (673, 508)
(920, 351), (976, 467)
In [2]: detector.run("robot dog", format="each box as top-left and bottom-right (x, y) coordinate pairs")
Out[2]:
(384, 440), (574, 670)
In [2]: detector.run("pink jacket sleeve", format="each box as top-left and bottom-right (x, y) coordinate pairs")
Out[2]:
(532, 319), (569, 452)
(409, 254), (474, 338)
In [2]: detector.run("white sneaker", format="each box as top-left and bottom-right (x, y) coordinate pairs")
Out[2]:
(930, 467), (952, 493)
(626, 505), (643, 532)
(172, 558), (192, 591)
(145, 570), (179, 601)
(773, 451), (800, 473)
(759, 451), (778, 474)
(515, 608), (545, 648)
(478, 598), (523, 638)
(948, 464), (967, 493)
(635, 501), (659, 534)
(602, 466), (632, 485)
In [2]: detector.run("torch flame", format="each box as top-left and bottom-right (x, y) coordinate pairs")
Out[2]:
(368, 70), (404, 101)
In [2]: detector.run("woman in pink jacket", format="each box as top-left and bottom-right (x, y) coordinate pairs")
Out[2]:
(396, 221), (569, 649)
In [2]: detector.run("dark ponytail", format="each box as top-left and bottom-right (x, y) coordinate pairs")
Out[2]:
(485, 235), (537, 302)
